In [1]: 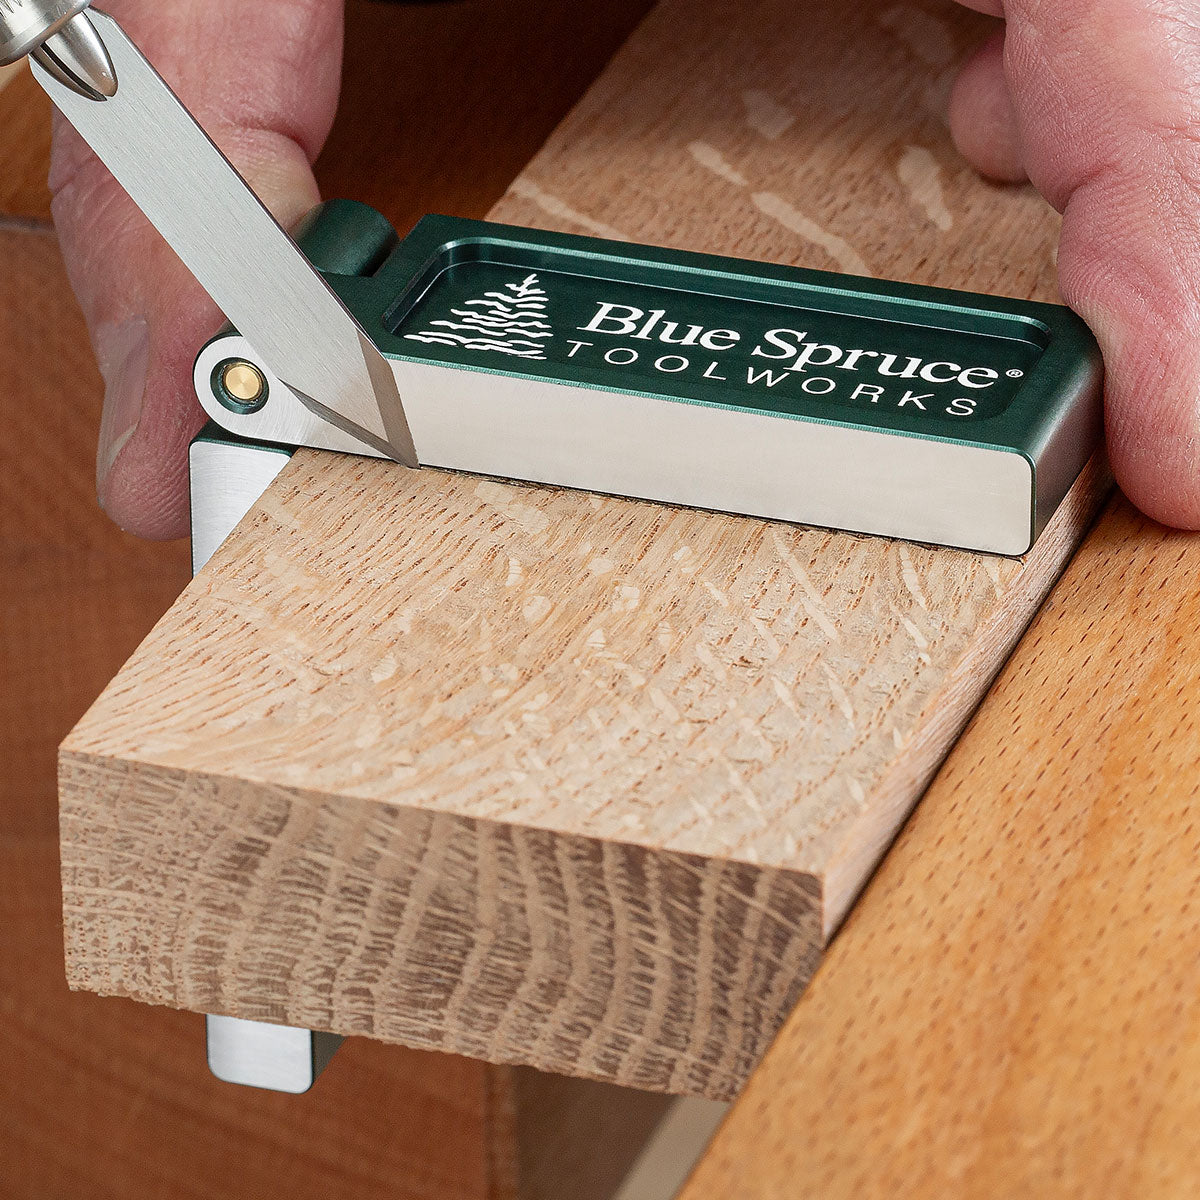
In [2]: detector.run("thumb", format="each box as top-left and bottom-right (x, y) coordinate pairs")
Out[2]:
(51, 0), (344, 539)
(952, 0), (1200, 529)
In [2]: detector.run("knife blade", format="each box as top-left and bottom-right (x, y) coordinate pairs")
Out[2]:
(31, 8), (418, 466)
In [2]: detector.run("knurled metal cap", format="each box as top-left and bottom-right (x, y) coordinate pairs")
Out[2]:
(0, 0), (89, 65)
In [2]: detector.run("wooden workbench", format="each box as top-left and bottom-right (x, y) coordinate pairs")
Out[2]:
(681, 506), (1200, 1200)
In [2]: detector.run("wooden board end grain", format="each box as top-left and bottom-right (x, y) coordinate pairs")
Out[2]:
(60, 0), (1110, 1100)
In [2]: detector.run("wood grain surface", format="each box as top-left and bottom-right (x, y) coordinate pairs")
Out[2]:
(58, 0), (1111, 1102)
(1, 2), (657, 1197)
(682, 495), (1200, 1198)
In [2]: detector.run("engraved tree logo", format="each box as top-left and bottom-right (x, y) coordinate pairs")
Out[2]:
(404, 273), (553, 360)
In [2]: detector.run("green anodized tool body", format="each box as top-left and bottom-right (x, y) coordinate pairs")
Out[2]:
(196, 200), (1103, 557)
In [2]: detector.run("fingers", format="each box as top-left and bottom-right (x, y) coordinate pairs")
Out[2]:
(948, 0), (1200, 528)
(992, 0), (1200, 528)
(50, 0), (344, 539)
(948, 29), (1026, 183)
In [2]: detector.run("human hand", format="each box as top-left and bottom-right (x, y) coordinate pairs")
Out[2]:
(51, 0), (344, 538)
(948, 0), (1200, 528)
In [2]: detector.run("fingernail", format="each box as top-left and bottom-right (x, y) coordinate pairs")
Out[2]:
(93, 316), (149, 510)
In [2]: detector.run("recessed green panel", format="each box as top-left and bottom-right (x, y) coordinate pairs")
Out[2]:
(387, 256), (1045, 430)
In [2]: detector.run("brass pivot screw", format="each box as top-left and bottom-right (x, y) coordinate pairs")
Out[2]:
(213, 359), (268, 414)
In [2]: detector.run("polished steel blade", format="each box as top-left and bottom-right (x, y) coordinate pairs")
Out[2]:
(32, 9), (417, 465)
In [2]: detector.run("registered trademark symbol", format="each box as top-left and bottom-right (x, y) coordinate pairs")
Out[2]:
(1006, 369), (1025, 378)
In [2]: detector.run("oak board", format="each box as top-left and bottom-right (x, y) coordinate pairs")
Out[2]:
(59, 0), (1109, 1101)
